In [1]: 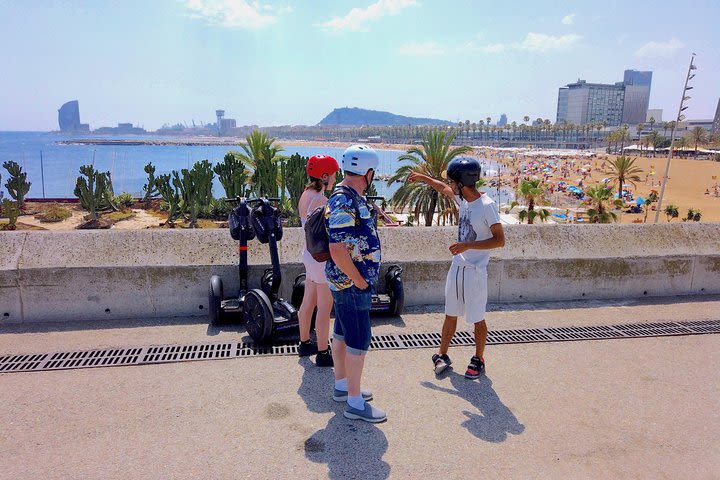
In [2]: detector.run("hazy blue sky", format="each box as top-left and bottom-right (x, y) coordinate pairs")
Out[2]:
(1, 0), (718, 131)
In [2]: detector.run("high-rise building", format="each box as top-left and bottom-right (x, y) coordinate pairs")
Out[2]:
(556, 70), (652, 126)
(497, 114), (507, 126)
(713, 98), (720, 134)
(647, 109), (663, 123)
(58, 100), (84, 131)
(621, 70), (652, 125)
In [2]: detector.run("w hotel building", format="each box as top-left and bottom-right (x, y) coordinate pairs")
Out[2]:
(556, 70), (652, 126)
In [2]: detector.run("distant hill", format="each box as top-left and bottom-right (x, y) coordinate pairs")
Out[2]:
(318, 107), (453, 126)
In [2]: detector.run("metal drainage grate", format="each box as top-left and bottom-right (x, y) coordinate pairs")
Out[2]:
(1, 319), (719, 374)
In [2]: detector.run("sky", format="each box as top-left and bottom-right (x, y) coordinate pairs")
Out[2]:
(1, 0), (719, 131)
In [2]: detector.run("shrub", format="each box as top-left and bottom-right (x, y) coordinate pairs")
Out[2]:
(0, 199), (21, 230)
(114, 192), (134, 208)
(35, 204), (72, 222)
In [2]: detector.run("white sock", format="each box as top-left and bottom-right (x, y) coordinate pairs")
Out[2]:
(347, 395), (365, 410)
(335, 378), (348, 391)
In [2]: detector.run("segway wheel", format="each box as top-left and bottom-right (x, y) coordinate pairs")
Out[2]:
(291, 274), (306, 309)
(209, 275), (224, 324)
(243, 289), (274, 342)
(261, 268), (274, 299)
(386, 265), (405, 316)
(291, 273), (319, 330)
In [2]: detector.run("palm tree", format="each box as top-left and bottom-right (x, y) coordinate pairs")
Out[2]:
(237, 130), (284, 197)
(689, 126), (708, 156)
(388, 130), (472, 226)
(507, 179), (548, 224)
(585, 185), (622, 223)
(645, 130), (663, 157)
(674, 136), (687, 157)
(664, 204), (679, 222)
(603, 155), (642, 202)
(523, 116), (530, 124)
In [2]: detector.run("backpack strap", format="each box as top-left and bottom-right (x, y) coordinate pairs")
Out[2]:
(330, 186), (361, 226)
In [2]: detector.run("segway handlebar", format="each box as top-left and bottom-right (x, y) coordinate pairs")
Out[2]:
(224, 197), (280, 204)
(365, 196), (385, 203)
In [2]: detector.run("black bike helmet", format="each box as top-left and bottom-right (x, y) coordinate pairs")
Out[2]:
(445, 157), (481, 188)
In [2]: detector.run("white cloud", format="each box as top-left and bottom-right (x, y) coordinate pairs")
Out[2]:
(184, 0), (280, 29)
(474, 32), (581, 54)
(482, 43), (506, 53)
(397, 42), (444, 56)
(635, 38), (685, 58)
(561, 13), (575, 25)
(519, 32), (581, 52)
(318, 0), (419, 31)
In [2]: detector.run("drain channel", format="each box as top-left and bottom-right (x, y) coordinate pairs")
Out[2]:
(1, 319), (719, 374)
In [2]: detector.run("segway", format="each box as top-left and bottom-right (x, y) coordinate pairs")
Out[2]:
(290, 196), (405, 317)
(365, 196), (405, 316)
(208, 198), (274, 334)
(247, 198), (299, 342)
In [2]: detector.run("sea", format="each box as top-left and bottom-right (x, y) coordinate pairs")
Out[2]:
(0, 131), (513, 204)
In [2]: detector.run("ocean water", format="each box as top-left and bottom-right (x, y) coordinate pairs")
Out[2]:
(0, 131), (513, 204)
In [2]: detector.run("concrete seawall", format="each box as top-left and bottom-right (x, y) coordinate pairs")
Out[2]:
(1, 224), (719, 324)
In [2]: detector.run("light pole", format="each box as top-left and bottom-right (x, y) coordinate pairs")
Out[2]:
(655, 54), (697, 223)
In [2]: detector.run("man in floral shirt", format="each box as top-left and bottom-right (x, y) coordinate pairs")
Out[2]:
(325, 145), (385, 423)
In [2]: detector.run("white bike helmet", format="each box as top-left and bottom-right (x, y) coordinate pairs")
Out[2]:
(341, 145), (379, 175)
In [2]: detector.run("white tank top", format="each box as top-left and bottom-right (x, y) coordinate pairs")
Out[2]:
(300, 191), (326, 227)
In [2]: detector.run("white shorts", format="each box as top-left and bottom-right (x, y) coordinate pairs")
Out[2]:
(444, 264), (488, 324)
(301, 249), (327, 284)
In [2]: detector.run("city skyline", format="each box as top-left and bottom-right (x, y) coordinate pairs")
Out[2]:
(1, 0), (718, 131)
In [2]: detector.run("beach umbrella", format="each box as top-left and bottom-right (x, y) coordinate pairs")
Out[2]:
(636, 197), (646, 205)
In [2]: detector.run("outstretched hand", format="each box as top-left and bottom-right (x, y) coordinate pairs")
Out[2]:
(407, 171), (425, 183)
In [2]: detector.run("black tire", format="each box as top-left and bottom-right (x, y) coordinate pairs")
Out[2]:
(261, 268), (274, 299)
(386, 265), (404, 316)
(243, 289), (274, 342)
(291, 273), (306, 309)
(209, 275), (224, 324)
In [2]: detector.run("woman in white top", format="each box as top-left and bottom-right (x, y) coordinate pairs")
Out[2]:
(297, 154), (339, 367)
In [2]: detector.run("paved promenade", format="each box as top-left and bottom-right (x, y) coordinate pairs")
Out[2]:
(1, 296), (719, 479)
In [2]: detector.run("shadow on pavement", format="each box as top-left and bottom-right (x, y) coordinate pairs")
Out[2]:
(297, 357), (390, 479)
(297, 357), (336, 413)
(304, 409), (390, 479)
(421, 373), (524, 442)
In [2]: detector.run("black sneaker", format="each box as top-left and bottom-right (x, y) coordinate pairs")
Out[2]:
(315, 349), (334, 367)
(298, 340), (318, 357)
(465, 356), (485, 379)
(432, 353), (452, 375)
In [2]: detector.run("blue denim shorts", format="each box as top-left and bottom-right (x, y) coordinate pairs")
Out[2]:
(331, 286), (372, 355)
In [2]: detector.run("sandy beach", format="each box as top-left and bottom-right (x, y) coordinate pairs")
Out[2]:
(490, 149), (720, 223)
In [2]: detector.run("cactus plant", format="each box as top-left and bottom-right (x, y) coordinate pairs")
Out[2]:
(74, 165), (116, 220)
(141, 162), (159, 203)
(3, 161), (31, 207)
(155, 174), (182, 226)
(281, 153), (309, 216)
(214, 152), (249, 199)
(172, 160), (214, 228)
(1, 199), (21, 230)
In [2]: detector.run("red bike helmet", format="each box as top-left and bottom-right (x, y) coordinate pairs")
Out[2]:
(306, 154), (339, 179)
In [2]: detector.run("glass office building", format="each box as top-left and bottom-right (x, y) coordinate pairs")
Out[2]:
(713, 99), (720, 134)
(556, 70), (652, 126)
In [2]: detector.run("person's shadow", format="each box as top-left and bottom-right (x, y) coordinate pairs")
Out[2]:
(298, 358), (390, 479)
(421, 373), (524, 443)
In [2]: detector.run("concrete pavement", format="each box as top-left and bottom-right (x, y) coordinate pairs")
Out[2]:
(1, 297), (719, 479)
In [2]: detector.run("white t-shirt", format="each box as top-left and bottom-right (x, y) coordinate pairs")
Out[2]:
(452, 193), (501, 268)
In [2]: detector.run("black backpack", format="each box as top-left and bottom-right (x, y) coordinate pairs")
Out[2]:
(304, 186), (361, 262)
